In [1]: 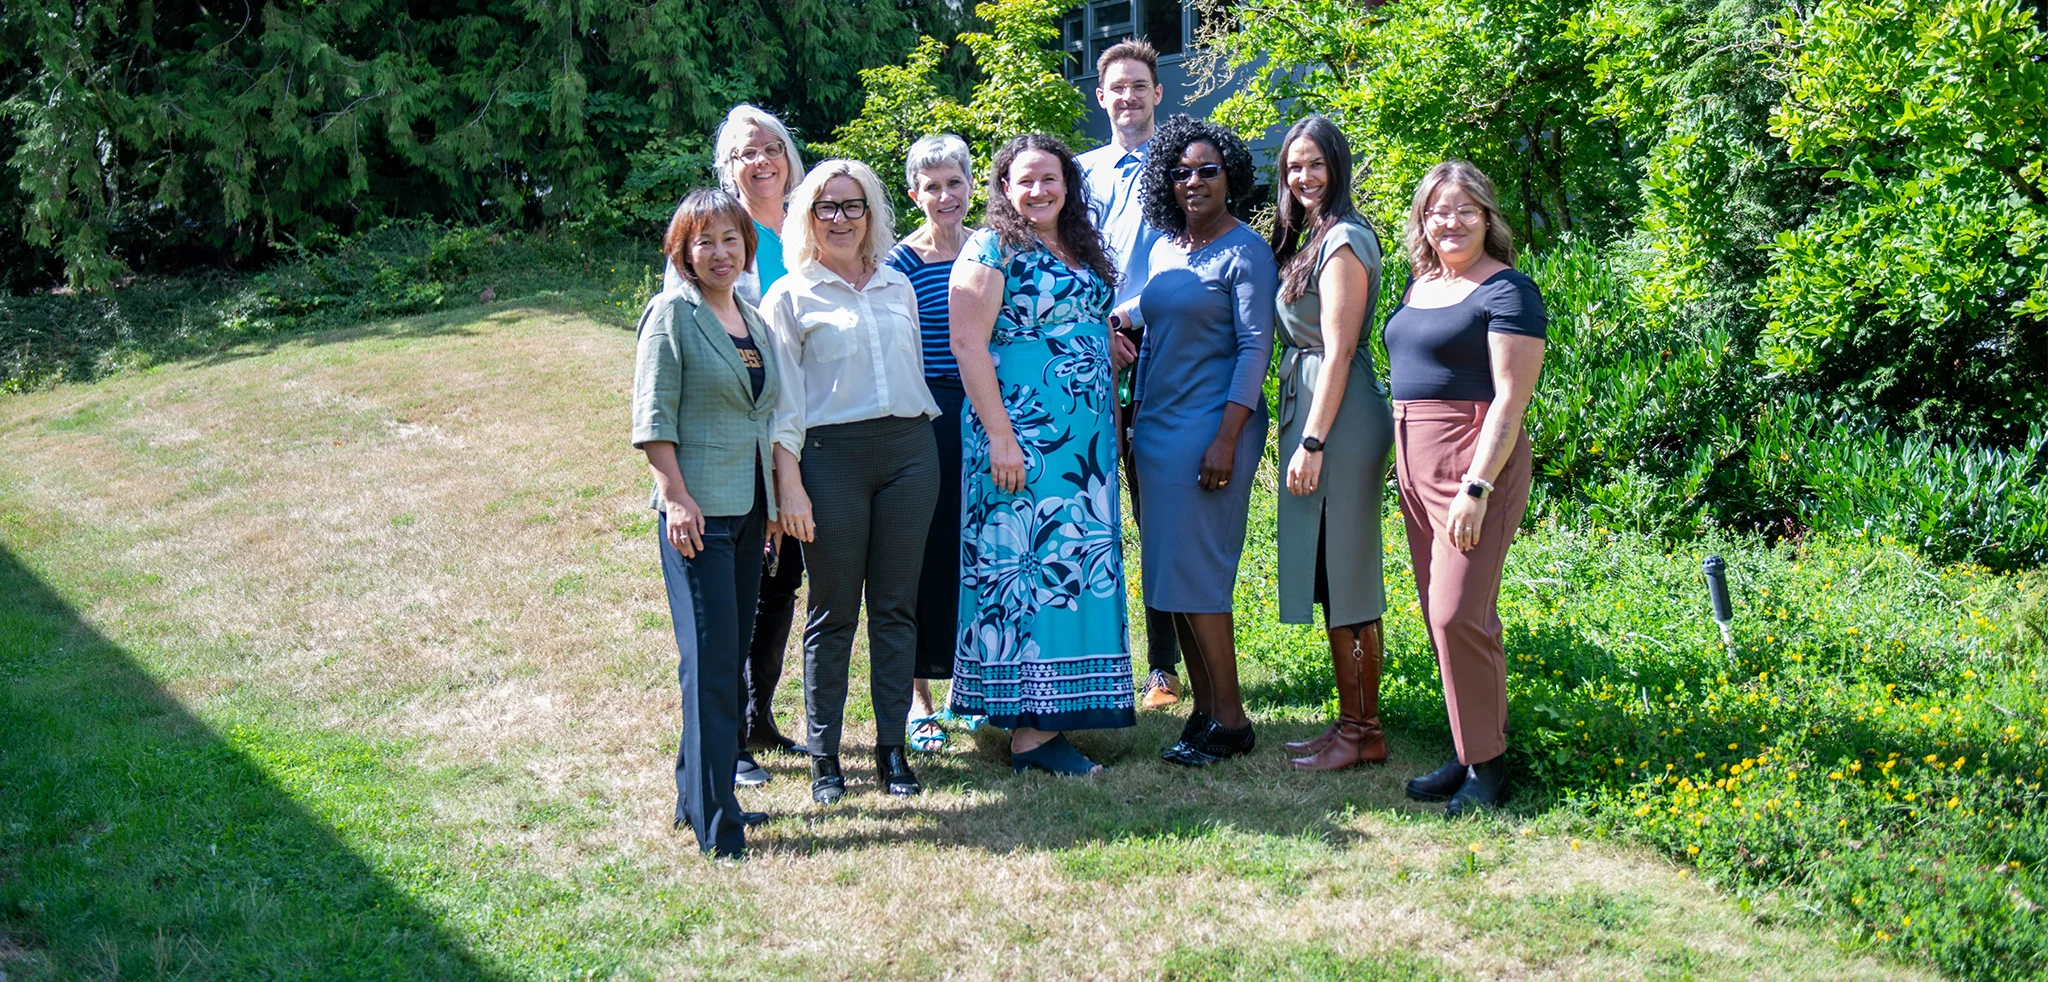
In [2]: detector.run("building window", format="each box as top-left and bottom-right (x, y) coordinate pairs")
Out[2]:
(1060, 0), (1189, 79)
(1145, 0), (1185, 57)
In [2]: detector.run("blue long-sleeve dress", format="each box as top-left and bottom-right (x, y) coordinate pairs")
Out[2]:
(1130, 222), (1279, 614)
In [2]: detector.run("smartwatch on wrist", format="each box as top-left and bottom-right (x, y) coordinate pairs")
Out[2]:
(1300, 436), (1325, 453)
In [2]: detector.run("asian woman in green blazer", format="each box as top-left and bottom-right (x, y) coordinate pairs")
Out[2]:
(631, 189), (782, 860)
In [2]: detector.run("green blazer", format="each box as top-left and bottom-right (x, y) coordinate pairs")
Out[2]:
(631, 280), (781, 519)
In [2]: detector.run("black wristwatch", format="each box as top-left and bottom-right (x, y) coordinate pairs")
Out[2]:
(1300, 436), (1325, 453)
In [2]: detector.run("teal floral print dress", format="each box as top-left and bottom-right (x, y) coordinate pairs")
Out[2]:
(948, 229), (1137, 733)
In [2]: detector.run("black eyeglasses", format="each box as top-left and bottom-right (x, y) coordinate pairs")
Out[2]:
(811, 198), (869, 221)
(1169, 163), (1224, 185)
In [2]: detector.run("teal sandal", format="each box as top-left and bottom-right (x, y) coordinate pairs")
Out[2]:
(908, 713), (949, 753)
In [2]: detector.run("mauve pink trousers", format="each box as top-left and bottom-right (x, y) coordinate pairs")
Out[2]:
(1393, 399), (1531, 765)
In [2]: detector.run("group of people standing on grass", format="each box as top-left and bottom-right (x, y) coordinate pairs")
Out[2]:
(631, 40), (1549, 860)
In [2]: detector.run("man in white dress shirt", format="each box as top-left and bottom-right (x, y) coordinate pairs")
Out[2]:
(1074, 39), (1184, 710)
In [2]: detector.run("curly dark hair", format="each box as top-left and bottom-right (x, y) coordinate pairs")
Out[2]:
(1139, 114), (1258, 238)
(984, 134), (1118, 286)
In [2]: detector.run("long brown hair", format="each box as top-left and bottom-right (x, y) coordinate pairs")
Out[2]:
(1404, 160), (1516, 278)
(1269, 115), (1364, 304)
(985, 134), (1118, 285)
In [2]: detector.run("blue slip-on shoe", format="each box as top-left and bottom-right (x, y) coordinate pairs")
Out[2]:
(1010, 734), (1103, 776)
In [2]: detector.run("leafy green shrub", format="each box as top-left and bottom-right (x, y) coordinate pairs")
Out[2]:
(813, 0), (1086, 235)
(1515, 237), (2048, 569)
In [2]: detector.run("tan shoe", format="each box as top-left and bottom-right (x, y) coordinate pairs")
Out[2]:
(1141, 669), (1181, 709)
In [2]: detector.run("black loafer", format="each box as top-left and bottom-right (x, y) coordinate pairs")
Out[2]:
(734, 752), (770, 787)
(1161, 710), (1212, 761)
(740, 810), (770, 828)
(810, 754), (845, 805)
(1445, 755), (1511, 817)
(1165, 719), (1254, 767)
(1406, 758), (1467, 802)
(875, 744), (922, 796)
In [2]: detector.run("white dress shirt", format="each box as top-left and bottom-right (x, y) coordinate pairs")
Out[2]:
(763, 260), (941, 459)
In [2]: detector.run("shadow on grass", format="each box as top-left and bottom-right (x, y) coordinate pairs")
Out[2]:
(745, 711), (1467, 859)
(0, 546), (500, 980)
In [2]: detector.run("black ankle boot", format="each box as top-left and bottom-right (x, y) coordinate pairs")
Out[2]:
(1162, 710), (1213, 761)
(1406, 758), (1466, 802)
(810, 754), (845, 805)
(1445, 755), (1511, 817)
(874, 745), (922, 796)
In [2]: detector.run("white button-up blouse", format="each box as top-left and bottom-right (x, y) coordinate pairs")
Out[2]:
(762, 260), (942, 459)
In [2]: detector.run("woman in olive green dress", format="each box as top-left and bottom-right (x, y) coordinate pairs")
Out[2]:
(1268, 115), (1396, 773)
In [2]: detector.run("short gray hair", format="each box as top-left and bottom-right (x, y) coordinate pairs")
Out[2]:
(904, 134), (973, 190)
(713, 104), (805, 199)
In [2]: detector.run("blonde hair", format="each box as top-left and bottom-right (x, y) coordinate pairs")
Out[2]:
(783, 159), (896, 272)
(713, 104), (806, 200)
(1404, 160), (1515, 277)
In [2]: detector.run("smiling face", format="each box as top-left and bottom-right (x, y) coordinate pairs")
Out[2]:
(1096, 59), (1163, 134)
(909, 164), (969, 231)
(1003, 149), (1066, 234)
(685, 215), (747, 291)
(728, 122), (790, 209)
(1283, 136), (1330, 217)
(1424, 182), (1488, 269)
(1171, 140), (1228, 229)
(811, 174), (869, 266)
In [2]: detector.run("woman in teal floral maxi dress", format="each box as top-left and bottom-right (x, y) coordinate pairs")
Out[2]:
(948, 134), (1137, 774)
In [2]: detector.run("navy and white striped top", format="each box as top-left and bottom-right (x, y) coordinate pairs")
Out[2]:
(884, 241), (961, 379)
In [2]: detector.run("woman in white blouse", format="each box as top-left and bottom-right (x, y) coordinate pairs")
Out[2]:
(764, 159), (943, 806)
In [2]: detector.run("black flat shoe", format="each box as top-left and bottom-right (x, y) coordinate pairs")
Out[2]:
(1445, 755), (1511, 817)
(734, 752), (771, 787)
(740, 810), (770, 828)
(810, 754), (845, 805)
(1165, 719), (1255, 767)
(1406, 758), (1467, 802)
(1161, 710), (1212, 761)
(875, 744), (922, 796)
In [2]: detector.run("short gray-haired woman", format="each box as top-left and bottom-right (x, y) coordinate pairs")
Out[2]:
(884, 134), (978, 751)
(764, 159), (943, 805)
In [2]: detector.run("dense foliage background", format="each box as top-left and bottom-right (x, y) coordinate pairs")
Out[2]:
(0, 0), (979, 291)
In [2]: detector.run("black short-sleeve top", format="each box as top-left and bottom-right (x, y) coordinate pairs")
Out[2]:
(1382, 268), (1548, 402)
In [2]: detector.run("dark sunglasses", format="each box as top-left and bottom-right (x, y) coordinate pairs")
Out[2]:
(1169, 163), (1224, 185)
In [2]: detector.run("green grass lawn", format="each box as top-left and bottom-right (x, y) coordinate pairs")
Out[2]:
(1, 302), (2033, 979)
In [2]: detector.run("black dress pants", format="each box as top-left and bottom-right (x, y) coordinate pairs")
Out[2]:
(798, 415), (940, 755)
(742, 535), (804, 743)
(660, 498), (764, 858)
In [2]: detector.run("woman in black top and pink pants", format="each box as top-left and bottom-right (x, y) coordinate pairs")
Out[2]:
(1382, 161), (1548, 817)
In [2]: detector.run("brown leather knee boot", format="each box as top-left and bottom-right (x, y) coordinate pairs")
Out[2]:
(1292, 621), (1388, 771)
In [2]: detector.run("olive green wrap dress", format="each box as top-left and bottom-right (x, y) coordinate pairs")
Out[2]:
(1274, 216), (1394, 627)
